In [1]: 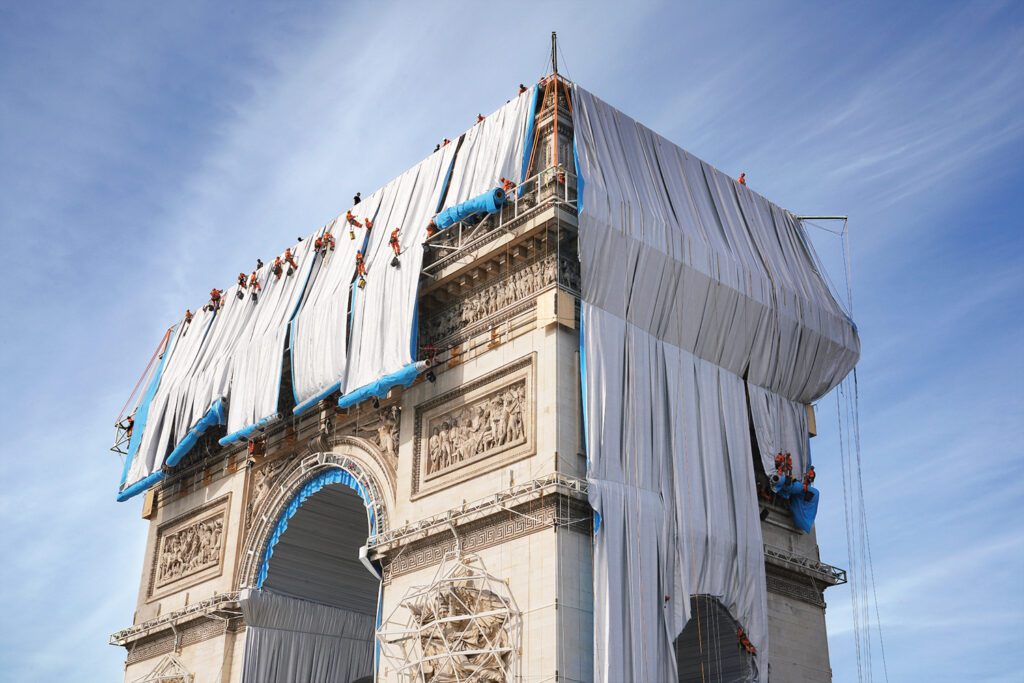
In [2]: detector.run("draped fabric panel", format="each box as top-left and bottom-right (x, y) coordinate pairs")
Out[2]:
(440, 86), (534, 206)
(241, 589), (374, 683)
(122, 91), (536, 495)
(574, 84), (858, 682)
(343, 145), (458, 395)
(746, 383), (811, 476)
(572, 86), (858, 404)
(584, 304), (768, 682)
(225, 234), (319, 437)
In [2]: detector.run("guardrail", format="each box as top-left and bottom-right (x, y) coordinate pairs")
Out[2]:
(109, 591), (242, 646)
(763, 544), (847, 585)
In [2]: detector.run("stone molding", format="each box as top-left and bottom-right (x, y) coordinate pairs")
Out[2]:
(421, 254), (580, 349)
(147, 495), (230, 600)
(381, 493), (590, 584)
(412, 355), (535, 499)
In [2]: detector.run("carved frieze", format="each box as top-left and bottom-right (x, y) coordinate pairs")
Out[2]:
(358, 405), (401, 462)
(149, 496), (229, 598)
(424, 380), (526, 479)
(413, 356), (535, 498)
(421, 254), (579, 345)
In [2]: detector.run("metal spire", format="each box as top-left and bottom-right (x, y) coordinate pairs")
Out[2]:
(551, 31), (558, 76)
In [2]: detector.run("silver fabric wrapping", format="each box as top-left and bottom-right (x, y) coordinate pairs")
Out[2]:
(240, 589), (374, 683)
(575, 84), (858, 682)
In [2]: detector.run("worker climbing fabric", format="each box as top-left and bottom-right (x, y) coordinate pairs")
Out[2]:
(573, 84), (859, 682)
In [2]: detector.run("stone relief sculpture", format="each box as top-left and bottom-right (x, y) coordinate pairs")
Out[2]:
(378, 553), (519, 683)
(356, 405), (401, 460)
(422, 255), (579, 344)
(156, 514), (224, 587)
(426, 381), (526, 477)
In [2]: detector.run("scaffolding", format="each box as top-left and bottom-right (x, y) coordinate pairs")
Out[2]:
(422, 164), (578, 279)
(367, 473), (589, 554)
(377, 551), (522, 683)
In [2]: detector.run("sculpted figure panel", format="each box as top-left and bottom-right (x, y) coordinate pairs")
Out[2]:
(155, 512), (225, 589)
(425, 381), (526, 478)
(414, 355), (535, 498)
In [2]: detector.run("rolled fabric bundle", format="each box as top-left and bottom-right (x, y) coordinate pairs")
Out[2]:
(433, 187), (506, 231)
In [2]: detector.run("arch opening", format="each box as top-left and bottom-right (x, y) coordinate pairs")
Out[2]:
(242, 470), (381, 683)
(673, 595), (755, 683)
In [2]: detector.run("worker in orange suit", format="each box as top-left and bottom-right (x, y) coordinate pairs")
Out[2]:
(184, 309), (193, 324)
(774, 452), (786, 476)
(205, 288), (223, 312)
(272, 256), (283, 280)
(236, 272), (247, 299)
(284, 248), (298, 274)
(346, 210), (362, 228)
(802, 466), (816, 501)
(737, 626), (757, 655)
(500, 176), (516, 192)
(784, 453), (794, 478)
(477, 113), (485, 123)
(355, 250), (367, 288)
(738, 172), (747, 186)
(389, 228), (401, 255)
(248, 271), (261, 301)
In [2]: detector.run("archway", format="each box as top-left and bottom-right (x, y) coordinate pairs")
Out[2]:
(241, 468), (383, 683)
(673, 595), (755, 683)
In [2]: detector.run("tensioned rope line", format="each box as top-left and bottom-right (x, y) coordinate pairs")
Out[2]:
(853, 368), (890, 683)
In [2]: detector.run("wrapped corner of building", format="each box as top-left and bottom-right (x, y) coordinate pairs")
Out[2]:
(573, 84), (858, 682)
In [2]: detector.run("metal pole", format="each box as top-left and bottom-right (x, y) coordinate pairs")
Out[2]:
(551, 31), (558, 75)
(796, 215), (848, 221)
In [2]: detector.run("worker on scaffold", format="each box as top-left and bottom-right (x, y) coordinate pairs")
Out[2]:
(235, 272), (247, 299)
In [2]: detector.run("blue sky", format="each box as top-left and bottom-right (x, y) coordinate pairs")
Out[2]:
(0, 1), (1021, 680)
